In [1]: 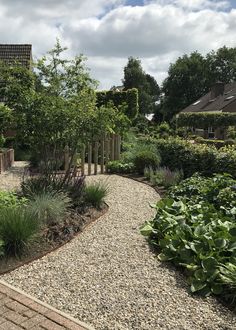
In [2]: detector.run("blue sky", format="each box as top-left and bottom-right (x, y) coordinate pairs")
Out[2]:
(0, 0), (235, 89)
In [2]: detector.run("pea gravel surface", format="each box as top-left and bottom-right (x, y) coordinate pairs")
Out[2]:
(2, 175), (236, 330)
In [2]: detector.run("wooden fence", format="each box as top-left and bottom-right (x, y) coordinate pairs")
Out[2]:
(0, 149), (14, 173)
(64, 134), (121, 176)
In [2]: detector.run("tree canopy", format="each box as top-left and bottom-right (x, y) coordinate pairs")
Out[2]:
(0, 41), (130, 173)
(123, 57), (160, 114)
(159, 46), (236, 121)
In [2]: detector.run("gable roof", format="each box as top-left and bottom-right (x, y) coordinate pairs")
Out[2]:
(0, 44), (32, 68)
(181, 82), (236, 113)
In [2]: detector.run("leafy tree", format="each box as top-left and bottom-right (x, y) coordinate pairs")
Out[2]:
(123, 57), (160, 114)
(0, 41), (129, 174)
(160, 46), (236, 121)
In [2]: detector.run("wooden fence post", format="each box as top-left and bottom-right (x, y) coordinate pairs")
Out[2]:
(94, 142), (98, 175)
(110, 135), (115, 161)
(88, 143), (92, 175)
(64, 146), (70, 172)
(101, 139), (105, 174)
(105, 138), (110, 173)
(81, 144), (85, 176)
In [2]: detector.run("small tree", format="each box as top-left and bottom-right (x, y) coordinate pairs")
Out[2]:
(0, 41), (130, 174)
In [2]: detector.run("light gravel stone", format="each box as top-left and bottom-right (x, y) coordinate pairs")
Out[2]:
(0, 161), (28, 191)
(1, 174), (236, 330)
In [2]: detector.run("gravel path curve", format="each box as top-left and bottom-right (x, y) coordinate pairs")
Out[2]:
(2, 175), (236, 330)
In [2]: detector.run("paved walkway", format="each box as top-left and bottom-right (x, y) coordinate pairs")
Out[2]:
(0, 280), (90, 330)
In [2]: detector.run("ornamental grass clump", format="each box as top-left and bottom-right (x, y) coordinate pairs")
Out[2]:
(84, 182), (108, 209)
(28, 192), (71, 225)
(0, 207), (39, 256)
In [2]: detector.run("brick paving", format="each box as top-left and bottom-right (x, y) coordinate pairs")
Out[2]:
(0, 281), (91, 330)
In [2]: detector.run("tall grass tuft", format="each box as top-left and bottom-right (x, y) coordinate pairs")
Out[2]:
(0, 207), (39, 256)
(28, 192), (71, 225)
(84, 182), (108, 209)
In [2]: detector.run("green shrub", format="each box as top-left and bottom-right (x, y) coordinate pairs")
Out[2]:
(84, 182), (108, 209)
(133, 150), (161, 175)
(0, 207), (39, 256)
(0, 191), (28, 209)
(28, 192), (71, 225)
(155, 137), (236, 178)
(107, 160), (135, 174)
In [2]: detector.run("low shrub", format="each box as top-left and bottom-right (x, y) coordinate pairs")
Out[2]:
(134, 150), (161, 175)
(84, 182), (108, 209)
(28, 192), (71, 225)
(0, 207), (39, 256)
(107, 160), (135, 174)
(141, 173), (236, 302)
(0, 191), (28, 209)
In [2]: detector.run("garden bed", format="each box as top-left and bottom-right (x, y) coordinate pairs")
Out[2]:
(0, 202), (108, 274)
(0, 148), (14, 173)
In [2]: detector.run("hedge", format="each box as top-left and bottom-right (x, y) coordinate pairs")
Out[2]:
(177, 112), (236, 129)
(96, 88), (138, 119)
(154, 137), (236, 178)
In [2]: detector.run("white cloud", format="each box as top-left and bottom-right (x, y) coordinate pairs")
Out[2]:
(0, 0), (235, 89)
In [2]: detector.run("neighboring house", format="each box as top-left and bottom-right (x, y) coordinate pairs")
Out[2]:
(0, 44), (32, 138)
(181, 82), (236, 139)
(0, 44), (32, 69)
(110, 85), (124, 92)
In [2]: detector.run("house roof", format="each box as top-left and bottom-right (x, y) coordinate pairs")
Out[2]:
(181, 82), (236, 113)
(0, 44), (32, 68)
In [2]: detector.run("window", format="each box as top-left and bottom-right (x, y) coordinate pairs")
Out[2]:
(208, 127), (215, 139)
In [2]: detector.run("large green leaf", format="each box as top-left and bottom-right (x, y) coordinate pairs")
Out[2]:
(202, 257), (218, 273)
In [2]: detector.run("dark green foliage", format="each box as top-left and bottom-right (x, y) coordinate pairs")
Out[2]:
(0, 208), (39, 256)
(134, 150), (161, 175)
(141, 174), (236, 301)
(107, 161), (135, 174)
(21, 174), (85, 206)
(178, 112), (236, 129)
(160, 46), (236, 120)
(96, 89), (138, 119)
(0, 104), (13, 134)
(155, 137), (236, 178)
(28, 192), (71, 225)
(84, 182), (108, 209)
(123, 57), (160, 114)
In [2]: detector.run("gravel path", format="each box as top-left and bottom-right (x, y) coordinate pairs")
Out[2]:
(2, 175), (236, 330)
(0, 161), (28, 191)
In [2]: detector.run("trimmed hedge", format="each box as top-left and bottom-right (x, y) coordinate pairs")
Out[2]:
(154, 137), (236, 177)
(177, 112), (236, 129)
(194, 137), (235, 149)
(96, 88), (138, 119)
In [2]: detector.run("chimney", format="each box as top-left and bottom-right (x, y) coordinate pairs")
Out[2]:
(210, 82), (224, 99)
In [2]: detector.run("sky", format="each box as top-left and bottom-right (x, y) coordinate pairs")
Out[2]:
(0, 0), (235, 89)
